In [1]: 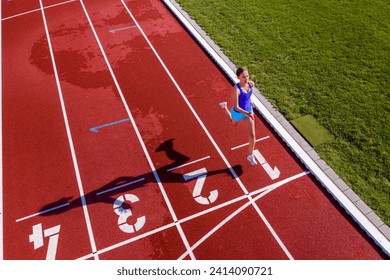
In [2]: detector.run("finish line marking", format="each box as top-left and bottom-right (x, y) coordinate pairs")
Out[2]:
(109, 25), (137, 33)
(80, 171), (309, 259)
(90, 118), (130, 133)
(177, 171), (310, 260)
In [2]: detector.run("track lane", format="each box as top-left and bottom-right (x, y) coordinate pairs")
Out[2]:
(81, 0), (246, 219)
(259, 174), (384, 259)
(124, 0), (385, 259)
(39, 0), (189, 258)
(2, 10), (93, 259)
(81, 0), (292, 259)
(2, 0), (386, 260)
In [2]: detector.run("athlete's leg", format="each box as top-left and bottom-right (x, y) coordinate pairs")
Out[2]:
(219, 102), (232, 121)
(245, 115), (257, 165)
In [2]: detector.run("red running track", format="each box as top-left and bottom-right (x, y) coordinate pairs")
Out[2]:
(1, 0), (387, 260)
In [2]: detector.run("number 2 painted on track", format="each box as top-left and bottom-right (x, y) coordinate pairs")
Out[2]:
(183, 168), (218, 205)
(113, 194), (146, 233)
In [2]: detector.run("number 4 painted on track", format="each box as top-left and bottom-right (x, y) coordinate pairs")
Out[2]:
(253, 149), (281, 180)
(29, 223), (61, 260)
(183, 168), (218, 205)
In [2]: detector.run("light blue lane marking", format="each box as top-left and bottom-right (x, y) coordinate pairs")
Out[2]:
(109, 25), (137, 33)
(96, 178), (145, 196)
(90, 118), (131, 133)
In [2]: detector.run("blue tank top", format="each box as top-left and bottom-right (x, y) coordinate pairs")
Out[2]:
(237, 82), (252, 111)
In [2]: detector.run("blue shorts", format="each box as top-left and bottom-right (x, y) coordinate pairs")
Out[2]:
(231, 107), (252, 122)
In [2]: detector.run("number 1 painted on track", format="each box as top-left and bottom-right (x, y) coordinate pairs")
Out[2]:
(183, 168), (218, 205)
(253, 149), (281, 180)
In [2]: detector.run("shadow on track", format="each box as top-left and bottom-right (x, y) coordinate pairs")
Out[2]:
(39, 138), (243, 215)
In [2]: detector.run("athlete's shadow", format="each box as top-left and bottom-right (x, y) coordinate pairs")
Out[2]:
(39, 138), (243, 215)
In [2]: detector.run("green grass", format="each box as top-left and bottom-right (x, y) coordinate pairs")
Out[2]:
(292, 115), (334, 147)
(176, 0), (390, 225)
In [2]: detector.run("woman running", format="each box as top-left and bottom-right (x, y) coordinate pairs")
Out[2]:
(220, 67), (257, 165)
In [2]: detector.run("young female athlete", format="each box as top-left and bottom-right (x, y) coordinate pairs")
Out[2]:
(220, 67), (257, 165)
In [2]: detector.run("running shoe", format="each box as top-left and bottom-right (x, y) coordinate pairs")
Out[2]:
(219, 102), (227, 109)
(247, 154), (257, 165)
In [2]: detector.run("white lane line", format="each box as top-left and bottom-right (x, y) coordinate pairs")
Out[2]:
(0, 0), (78, 261)
(231, 136), (270, 151)
(39, 0), (98, 259)
(2, 0), (77, 21)
(88, 222), (177, 258)
(177, 200), (253, 260)
(177, 172), (309, 260)
(120, 0), (248, 195)
(16, 203), (70, 223)
(81, 196), (246, 259)
(96, 177), (145, 196)
(250, 171), (310, 197)
(80, 0), (195, 260)
(121, 0), (292, 259)
(166, 156), (210, 172)
(78, 172), (308, 259)
(0, 9), (3, 259)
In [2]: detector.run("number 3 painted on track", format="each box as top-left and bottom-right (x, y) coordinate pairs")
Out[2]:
(113, 194), (146, 233)
(183, 168), (218, 205)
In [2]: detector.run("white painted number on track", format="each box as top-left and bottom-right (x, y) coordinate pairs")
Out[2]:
(183, 168), (218, 205)
(29, 223), (61, 260)
(113, 194), (146, 233)
(253, 149), (281, 180)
